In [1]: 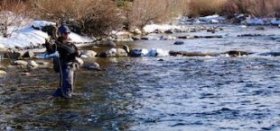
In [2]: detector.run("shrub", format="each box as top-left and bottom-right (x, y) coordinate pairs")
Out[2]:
(127, 0), (188, 28)
(187, 0), (227, 17)
(223, 0), (280, 17)
(34, 0), (123, 37)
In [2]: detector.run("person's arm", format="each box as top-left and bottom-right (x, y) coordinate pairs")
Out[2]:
(43, 39), (60, 59)
(73, 44), (81, 57)
(44, 39), (56, 54)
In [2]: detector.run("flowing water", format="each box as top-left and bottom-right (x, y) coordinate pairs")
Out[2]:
(1, 25), (280, 130)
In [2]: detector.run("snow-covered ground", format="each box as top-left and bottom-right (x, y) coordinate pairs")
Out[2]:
(0, 20), (93, 49)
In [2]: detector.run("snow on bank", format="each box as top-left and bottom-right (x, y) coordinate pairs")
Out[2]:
(0, 20), (93, 49)
(143, 24), (183, 33)
(143, 15), (226, 33)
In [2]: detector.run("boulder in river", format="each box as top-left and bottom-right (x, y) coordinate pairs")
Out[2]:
(4, 51), (23, 59)
(35, 60), (51, 68)
(97, 48), (128, 57)
(130, 27), (142, 35)
(174, 41), (184, 45)
(0, 70), (7, 78)
(83, 62), (102, 71)
(22, 51), (35, 58)
(80, 50), (97, 58)
(224, 50), (252, 57)
(116, 48), (128, 57)
(12, 60), (28, 67)
(27, 60), (39, 70)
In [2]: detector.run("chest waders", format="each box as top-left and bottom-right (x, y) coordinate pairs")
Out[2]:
(54, 43), (76, 98)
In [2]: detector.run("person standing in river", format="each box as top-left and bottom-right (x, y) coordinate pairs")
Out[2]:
(45, 24), (80, 98)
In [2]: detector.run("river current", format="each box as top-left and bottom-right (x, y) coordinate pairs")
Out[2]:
(1, 25), (280, 130)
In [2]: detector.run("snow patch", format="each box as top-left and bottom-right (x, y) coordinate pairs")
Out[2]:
(0, 20), (93, 49)
(31, 20), (56, 29)
(143, 24), (181, 33)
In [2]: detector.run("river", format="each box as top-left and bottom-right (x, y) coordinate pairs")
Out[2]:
(1, 25), (280, 130)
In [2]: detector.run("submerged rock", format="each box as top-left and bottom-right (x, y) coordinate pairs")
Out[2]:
(174, 41), (184, 45)
(237, 34), (263, 37)
(256, 26), (265, 31)
(169, 51), (218, 57)
(194, 35), (223, 39)
(224, 50), (252, 57)
(83, 62), (102, 71)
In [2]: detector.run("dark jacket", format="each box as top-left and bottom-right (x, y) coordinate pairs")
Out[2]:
(45, 37), (79, 63)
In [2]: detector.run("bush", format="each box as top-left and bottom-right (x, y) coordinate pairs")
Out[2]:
(187, 0), (227, 17)
(34, 0), (123, 37)
(127, 0), (188, 28)
(223, 0), (280, 17)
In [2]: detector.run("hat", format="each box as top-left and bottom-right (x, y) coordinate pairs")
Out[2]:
(58, 25), (71, 34)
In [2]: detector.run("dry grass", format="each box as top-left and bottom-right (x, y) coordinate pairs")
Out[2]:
(34, 0), (123, 36)
(187, 0), (227, 17)
(127, 0), (189, 28)
(1, 0), (280, 36)
(0, 0), (32, 37)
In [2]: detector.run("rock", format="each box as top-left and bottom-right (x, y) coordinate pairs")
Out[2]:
(237, 34), (262, 37)
(130, 28), (142, 35)
(80, 50), (97, 58)
(27, 60), (39, 70)
(206, 28), (216, 33)
(224, 50), (251, 57)
(0, 64), (5, 70)
(116, 48), (128, 57)
(36, 60), (50, 68)
(4, 51), (24, 59)
(164, 29), (174, 34)
(194, 35), (223, 39)
(75, 57), (84, 66)
(0, 70), (7, 78)
(83, 62), (101, 71)
(98, 40), (116, 47)
(160, 35), (176, 40)
(0, 44), (6, 51)
(114, 31), (133, 42)
(132, 35), (141, 41)
(256, 26), (265, 31)
(22, 51), (35, 58)
(174, 41), (184, 45)
(13, 60), (28, 67)
(177, 35), (195, 39)
(141, 34), (161, 40)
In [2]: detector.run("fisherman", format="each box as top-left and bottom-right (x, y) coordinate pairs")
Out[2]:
(44, 24), (80, 98)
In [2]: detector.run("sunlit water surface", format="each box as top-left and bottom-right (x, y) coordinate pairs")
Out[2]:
(1, 25), (280, 130)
